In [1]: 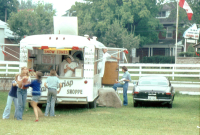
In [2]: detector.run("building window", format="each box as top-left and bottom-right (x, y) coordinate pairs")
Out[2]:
(166, 27), (173, 38)
(158, 11), (166, 17)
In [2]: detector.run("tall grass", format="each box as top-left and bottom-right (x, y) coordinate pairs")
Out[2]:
(0, 91), (199, 135)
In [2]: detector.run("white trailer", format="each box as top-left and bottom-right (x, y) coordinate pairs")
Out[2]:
(18, 34), (127, 108)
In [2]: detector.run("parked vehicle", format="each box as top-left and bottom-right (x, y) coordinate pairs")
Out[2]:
(132, 76), (175, 108)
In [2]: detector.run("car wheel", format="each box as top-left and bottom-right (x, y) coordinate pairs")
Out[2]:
(168, 103), (172, 108)
(134, 102), (138, 107)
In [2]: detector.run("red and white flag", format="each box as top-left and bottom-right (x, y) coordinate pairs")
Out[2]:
(179, 0), (193, 20)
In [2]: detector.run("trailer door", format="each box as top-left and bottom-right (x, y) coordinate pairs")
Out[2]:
(102, 61), (119, 85)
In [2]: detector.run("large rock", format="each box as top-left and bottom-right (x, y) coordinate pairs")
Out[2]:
(97, 88), (122, 108)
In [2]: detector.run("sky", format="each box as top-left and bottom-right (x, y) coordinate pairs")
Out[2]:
(18, 0), (84, 16)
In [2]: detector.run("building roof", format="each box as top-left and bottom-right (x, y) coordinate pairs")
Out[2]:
(193, 42), (200, 48)
(0, 20), (19, 39)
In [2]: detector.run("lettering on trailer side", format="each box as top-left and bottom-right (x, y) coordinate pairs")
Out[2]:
(67, 89), (83, 94)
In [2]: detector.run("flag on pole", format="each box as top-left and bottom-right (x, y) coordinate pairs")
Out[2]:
(179, 0), (193, 20)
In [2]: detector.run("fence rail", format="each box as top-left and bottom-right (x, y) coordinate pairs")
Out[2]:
(0, 61), (21, 75)
(119, 63), (200, 80)
(1, 62), (200, 80)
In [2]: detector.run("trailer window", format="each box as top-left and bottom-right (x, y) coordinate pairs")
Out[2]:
(29, 48), (84, 78)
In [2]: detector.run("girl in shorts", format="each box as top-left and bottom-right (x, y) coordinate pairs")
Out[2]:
(24, 71), (43, 122)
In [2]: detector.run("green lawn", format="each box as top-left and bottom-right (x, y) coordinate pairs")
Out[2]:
(0, 91), (199, 135)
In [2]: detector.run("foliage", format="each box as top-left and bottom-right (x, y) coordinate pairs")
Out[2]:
(187, 45), (195, 52)
(7, 1), (56, 39)
(18, 0), (36, 10)
(179, 51), (200, 57)
(0, 0), (19, 21)
(140, 56), (175, 63)
(66, 0), (165, 51)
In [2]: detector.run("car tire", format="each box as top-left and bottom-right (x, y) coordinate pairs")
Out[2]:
(168, 103), (172, 108)
(134, 102), (138, 107)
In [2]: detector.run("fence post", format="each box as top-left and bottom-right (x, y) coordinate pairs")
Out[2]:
(6, 63), (8, 76)
(172, 65), (174, 80)
(139, 66), (142, 77)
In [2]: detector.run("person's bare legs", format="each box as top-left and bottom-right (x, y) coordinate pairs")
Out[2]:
(31, 101), (39, 121)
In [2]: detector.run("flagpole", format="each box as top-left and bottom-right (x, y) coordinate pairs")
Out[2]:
(175, 0), (179, 64)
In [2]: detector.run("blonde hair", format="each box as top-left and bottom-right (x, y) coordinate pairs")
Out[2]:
(15, 74), (19, 81)
(20, 66), (30, 77)
(50, 69), (56, 76)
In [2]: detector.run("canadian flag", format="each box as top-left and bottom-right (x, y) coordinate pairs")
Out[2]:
(179, 0), (193, 20)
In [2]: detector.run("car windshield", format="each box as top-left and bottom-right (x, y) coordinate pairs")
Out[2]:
(138, 79), (168, 86)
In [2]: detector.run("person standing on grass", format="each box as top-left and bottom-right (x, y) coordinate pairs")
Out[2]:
(112, 66), (131, 106)
(2, 74), (19, 119)
(16, 67), (31, 120)
(24, 71), (43, 122)
(44, 69), (62, 116)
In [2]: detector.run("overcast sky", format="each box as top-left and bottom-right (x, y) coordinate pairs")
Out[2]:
(18, 0), (84, 16)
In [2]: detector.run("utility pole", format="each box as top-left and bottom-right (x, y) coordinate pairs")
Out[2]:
(5, 8), (7, 22)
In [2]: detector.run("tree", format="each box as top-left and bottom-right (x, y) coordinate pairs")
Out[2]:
(7, 2), (56, 38)
(19, 0), (36, 10)
(66, 0), (164, 50)
(0, 0), (19, 22)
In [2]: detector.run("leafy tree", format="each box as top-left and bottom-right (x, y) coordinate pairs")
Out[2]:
(0, 0), (19, 22)
(66, 0), (164, 50)
(7, 2), (56, 38)
(18, 0), (36, 10)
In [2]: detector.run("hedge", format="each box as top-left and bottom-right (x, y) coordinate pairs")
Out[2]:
(178, 51), (200, 57)
(140, 56), (175, 63)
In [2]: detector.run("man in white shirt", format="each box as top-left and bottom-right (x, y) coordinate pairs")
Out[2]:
(99, 48), (120, 77)
(64, 55), (78, 77)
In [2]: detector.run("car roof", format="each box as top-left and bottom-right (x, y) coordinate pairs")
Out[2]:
(139, 76), (168, 81)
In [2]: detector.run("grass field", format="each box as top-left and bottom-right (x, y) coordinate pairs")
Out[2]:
(0, 91), (199, 135)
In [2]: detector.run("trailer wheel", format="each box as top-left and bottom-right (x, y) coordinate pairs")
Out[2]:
(38, 104), (43, 108)
(28, 102), (32, 108)
(89, 99), (96, 109)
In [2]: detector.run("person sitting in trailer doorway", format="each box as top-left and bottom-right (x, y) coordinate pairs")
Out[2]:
(64, 55), (78, 77)
(99, 48), (120, 78)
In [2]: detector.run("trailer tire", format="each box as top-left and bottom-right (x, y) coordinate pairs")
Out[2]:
(28, 102), (32, 108)
(38, 104), (43, 108)
(89, 99), (96, 109)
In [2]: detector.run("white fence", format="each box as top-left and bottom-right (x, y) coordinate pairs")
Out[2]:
(119, 63), (200, 80)
(1, 61), (200, 80)
(0, 61), (21, 75)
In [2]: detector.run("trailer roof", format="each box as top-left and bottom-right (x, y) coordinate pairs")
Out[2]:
(20, 34), (106, 49)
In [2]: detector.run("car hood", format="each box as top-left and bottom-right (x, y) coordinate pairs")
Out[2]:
(136, 86), (170, 92)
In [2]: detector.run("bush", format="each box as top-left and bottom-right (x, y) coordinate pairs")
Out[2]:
(187, 45), (195, 52)
(178, 51), (200, 57)
(140, 56), (175, 63)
